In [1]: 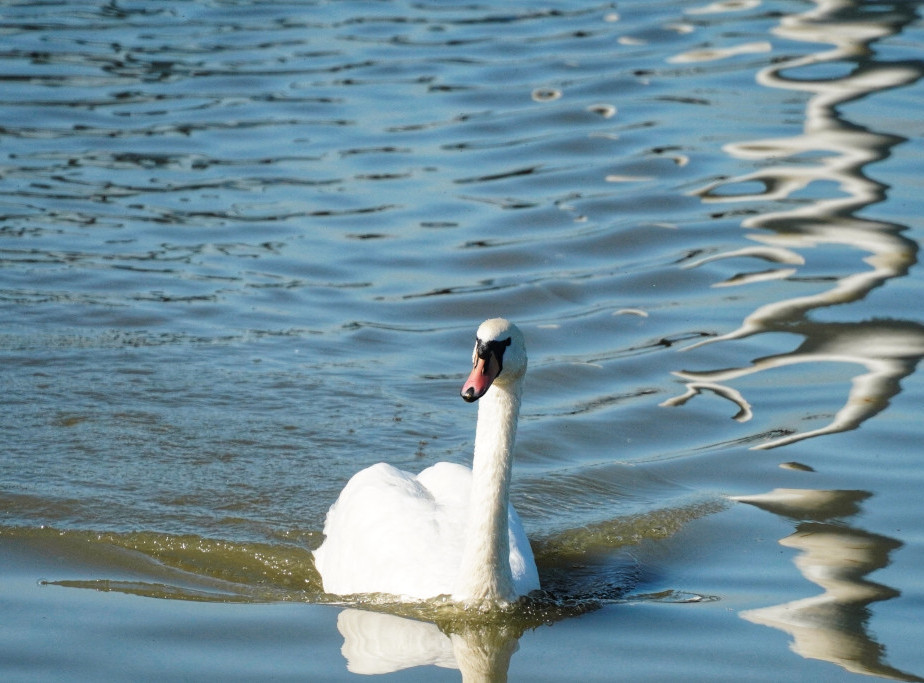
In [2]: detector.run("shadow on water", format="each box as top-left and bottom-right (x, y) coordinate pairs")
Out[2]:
(663, 0), (924, 449)
(736, 488), (924, 682)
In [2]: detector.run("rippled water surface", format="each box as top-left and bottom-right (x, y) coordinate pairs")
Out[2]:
(3, 0), (924, 680)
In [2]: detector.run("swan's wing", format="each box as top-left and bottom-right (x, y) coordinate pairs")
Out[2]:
(423, 463), (539, 596)
(314, 463), (464, 599)
(416, 462), (471, 512)
(507, 503), (540, 595)
(315, 461), (538, 599)
(422, 462), (539, 596)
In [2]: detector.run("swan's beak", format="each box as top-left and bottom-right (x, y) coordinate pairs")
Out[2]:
(461, 354), (501, 402)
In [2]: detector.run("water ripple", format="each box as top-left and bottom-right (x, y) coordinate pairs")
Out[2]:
(2, 4), (924, 678)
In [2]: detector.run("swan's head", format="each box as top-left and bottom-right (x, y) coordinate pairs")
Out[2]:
(460, 318), (527, 402)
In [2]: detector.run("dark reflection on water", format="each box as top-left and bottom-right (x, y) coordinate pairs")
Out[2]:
(737, 489), (923, 683)
(666, 0), (924, 449)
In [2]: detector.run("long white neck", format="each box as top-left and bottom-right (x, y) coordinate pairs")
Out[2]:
(453, 379), (522, 606)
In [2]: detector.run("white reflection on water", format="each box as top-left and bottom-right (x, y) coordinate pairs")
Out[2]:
(665, 322), (924, 449)
(336, 609), (520, 681)
(666, 0), (924, 448)
(736, 489), (924, 682)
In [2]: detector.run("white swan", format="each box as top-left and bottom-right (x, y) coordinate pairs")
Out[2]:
(313, 318), (539, 607)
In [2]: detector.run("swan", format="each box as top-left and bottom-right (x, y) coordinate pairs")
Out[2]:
(313, 318), (539, 607)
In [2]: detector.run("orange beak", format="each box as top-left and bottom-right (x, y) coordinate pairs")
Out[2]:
(460, 353), (501, 402)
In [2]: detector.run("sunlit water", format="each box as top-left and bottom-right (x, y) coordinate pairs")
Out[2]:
(2, 0), (924, 680)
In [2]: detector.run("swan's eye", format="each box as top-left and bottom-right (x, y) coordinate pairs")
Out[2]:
(474, 336), (512, 372)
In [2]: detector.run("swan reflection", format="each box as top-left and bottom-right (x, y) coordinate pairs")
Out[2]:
(736, 489), (922, 682)
(666, 0), (924, 448)
(335, 608), (521, 682)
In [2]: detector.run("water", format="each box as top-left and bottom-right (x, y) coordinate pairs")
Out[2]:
(2, 0), (924, 680)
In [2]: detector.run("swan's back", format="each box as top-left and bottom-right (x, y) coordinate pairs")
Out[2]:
(314, 462), (538, 600)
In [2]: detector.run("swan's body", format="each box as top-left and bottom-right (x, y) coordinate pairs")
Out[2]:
(314, 318), (539, 606)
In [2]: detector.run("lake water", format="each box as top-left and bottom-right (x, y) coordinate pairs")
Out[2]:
(2, 0), (924, 680)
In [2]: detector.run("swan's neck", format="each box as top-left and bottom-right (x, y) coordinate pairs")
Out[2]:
(453, 380), (521, 606)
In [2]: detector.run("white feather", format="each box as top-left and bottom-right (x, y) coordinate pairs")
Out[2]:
(314, 319), (539, 605)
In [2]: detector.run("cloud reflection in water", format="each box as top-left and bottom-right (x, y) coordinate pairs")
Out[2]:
(736, 488), (923, 682)
(665, 0), (924, 449)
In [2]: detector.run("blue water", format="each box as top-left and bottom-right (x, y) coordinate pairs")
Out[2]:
(2, 0), (924, 680)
